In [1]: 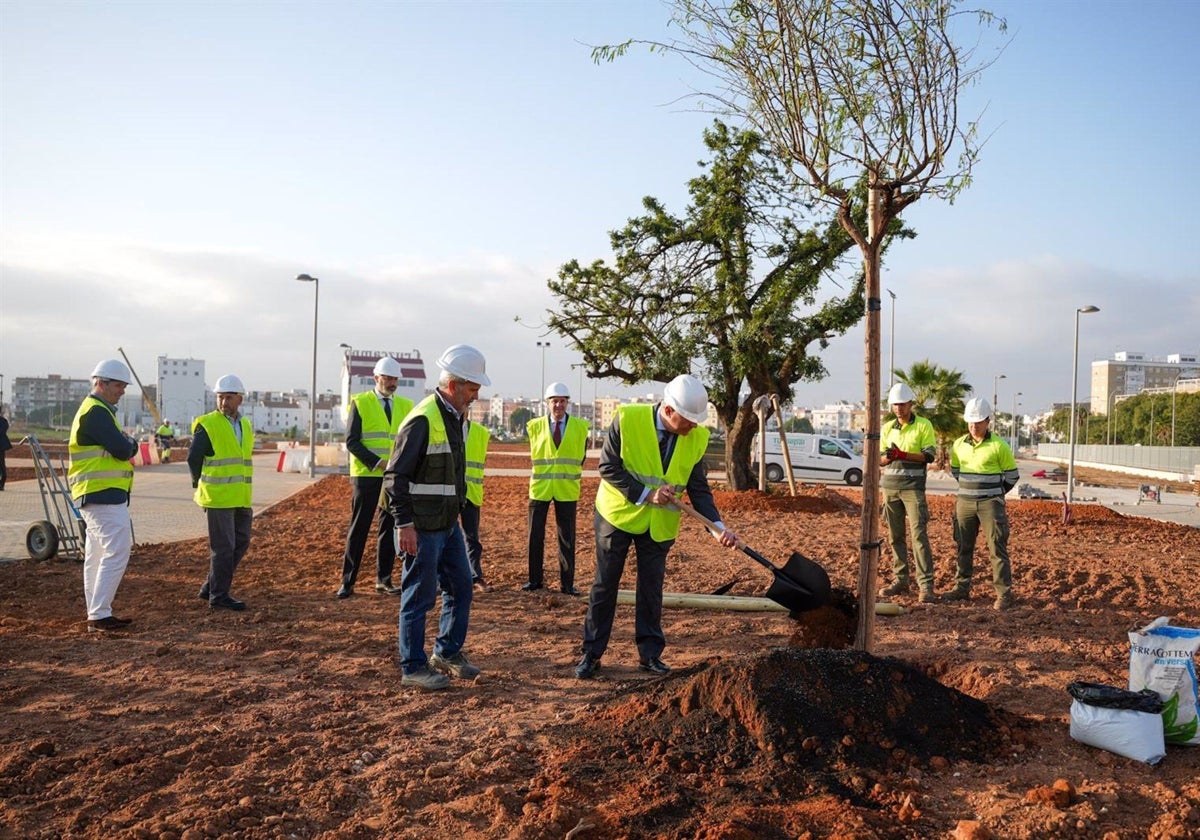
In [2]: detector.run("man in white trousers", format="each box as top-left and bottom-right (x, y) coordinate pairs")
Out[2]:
(68, 359), (141, 632)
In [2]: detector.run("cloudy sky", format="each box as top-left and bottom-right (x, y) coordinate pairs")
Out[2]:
(2, 0), (1197, 419)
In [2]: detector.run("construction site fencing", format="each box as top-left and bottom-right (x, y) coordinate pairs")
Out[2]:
(1037, 444), (1200, 478)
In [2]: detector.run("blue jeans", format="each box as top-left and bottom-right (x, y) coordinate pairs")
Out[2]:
(398, 522), (474, 675)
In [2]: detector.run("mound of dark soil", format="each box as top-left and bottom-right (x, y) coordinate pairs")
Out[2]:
(520, 648), (1018, 839)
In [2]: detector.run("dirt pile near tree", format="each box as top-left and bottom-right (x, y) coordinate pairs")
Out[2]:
(521, 648), (1020, 839)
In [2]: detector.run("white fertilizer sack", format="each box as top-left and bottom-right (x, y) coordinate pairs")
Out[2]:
(1129, 617), (1200, 746)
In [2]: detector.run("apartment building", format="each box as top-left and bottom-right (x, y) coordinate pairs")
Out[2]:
(1090, 351), (1199, 414)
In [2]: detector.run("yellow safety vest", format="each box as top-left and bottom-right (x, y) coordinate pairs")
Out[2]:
(464, 422), (490, 507)
(349, 390), (412, 477)
(68, 395), (134, 500)
(193, 411), (254, 509)
(527, 414), (588, 502)
(595, 404), (709, 541)
(402, 395), (461, 530)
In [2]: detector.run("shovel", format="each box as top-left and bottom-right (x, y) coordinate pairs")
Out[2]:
(672, 501), (831, 613)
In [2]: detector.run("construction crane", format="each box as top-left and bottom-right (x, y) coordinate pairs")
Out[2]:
(117, 346), (164, 427)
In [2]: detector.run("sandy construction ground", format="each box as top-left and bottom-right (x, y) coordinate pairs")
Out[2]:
(1, 446), (1198, 839)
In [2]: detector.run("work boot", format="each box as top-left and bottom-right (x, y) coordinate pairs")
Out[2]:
(401, 666), (450, 691)
(429, 651), (481, 679)
(879, 579), (911, 598)
(993, 592), (1013, 611)
(918, 588), (937, 604)
(574, 655), (601, 680)
(942, 587), (970, 602)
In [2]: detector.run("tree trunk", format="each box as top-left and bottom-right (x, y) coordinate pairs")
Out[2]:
(854, 186), (887, 653)
(723, 401), (761, 491)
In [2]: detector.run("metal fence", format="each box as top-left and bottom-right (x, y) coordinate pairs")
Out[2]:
(1037, 444), (1200, 476)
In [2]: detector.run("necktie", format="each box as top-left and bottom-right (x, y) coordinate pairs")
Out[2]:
(553, 419), (562, 447)
(383, 398), (392, 422)
(659, 430), (673, 468)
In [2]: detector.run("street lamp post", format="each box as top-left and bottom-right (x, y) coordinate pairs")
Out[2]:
(1107, 390), (1120, 445)
(992, 373), (1006, 421)
(1011, 392), (1022, 454)
(571, 361), (586, 419)
(296, 273), (319, 478)
(536, 341), (550, 416)
(1067, 305), (1100, 503)
(1149, 396), (1156, 446)
(887, 289), (896, 387)
(1172, 372), (1184, 446)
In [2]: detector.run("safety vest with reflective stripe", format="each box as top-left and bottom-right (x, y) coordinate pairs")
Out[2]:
(464, 421), (490, 507)
(595, 404), (709, 541)
(402, 394), (462, 530)
(193, 411), (254, 509)
(349, 391), (412, 477)
(950, 431), (1018, 500)
(527, 414), (588, 502)
(880, 413), (937, 490)
(68, 395), (134, 500)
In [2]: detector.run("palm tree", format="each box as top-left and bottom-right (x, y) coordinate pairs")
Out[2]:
(892, 360), (972, 468)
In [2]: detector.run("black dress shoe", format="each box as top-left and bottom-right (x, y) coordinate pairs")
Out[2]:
(638, 657), (671, 675)
(87, 616), (126, 633)
(198, 588), (210, 602)
(560, 587), (582, 596)
(574, 655), (601, 679)
(109, 616), (133, 626)
(210, 594), (246, 612)
(374, 580), (401, 595)
(520, 582), (544, 592)
(336, 585), (353, 599)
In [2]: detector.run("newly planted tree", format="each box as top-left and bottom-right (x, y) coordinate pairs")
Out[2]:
(595, 0), (1004, 650)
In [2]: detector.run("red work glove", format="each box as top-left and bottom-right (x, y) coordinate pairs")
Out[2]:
(886, 443), (904, 463)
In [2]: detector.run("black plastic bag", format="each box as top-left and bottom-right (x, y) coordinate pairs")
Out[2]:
(1067, 681), (1164, 713)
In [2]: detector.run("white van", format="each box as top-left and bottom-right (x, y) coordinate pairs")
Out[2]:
(751, 433), (864, 486)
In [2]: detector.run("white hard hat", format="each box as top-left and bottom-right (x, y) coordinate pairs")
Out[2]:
(545, 381), (570, 400)
(888, 382), (915, 404)
(963, 397), (992, 422)
(663, 374), (709, 424)
(436, 343), (490, 386)
(214, 374), (246, 395)
(373, 356), (402, 377)
(91, 359), (131, 383)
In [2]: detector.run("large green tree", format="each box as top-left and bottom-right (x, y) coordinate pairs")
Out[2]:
(890, 359), (971, 468)
(547, 120), (911, 489)
(1100, 392), (1200, 447)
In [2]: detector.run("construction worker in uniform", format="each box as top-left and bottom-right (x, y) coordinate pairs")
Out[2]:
(188, 374), (254, 612)
(947, 397), (1020, 611)
(523, 381), (589, 595)
(461, 419), (491, 591)
(337, 356), (413, 598)
(155, 419), (174, 463)
(878, 382), (938, 603)
(69, 359), (141, 632)
(575, 374), (739, 679)
(385, 344), (489, 691)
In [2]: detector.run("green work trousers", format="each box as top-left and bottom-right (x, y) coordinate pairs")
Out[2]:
(952, 495), (1011, 596)
(881, 487), (934, 589)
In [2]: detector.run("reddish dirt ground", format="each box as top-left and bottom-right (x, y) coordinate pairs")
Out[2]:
(2, 445), (1199, 839)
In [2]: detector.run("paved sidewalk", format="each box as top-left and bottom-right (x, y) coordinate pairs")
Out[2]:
(0, 454), (319, 563)
(924, 458), (1200, 529)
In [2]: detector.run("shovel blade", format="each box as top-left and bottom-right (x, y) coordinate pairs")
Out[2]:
(762, 552), (831, 613)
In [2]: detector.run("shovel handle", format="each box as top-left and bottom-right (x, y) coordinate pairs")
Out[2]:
(672, 500), (737, 544)
(671, 501), (776, 573)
